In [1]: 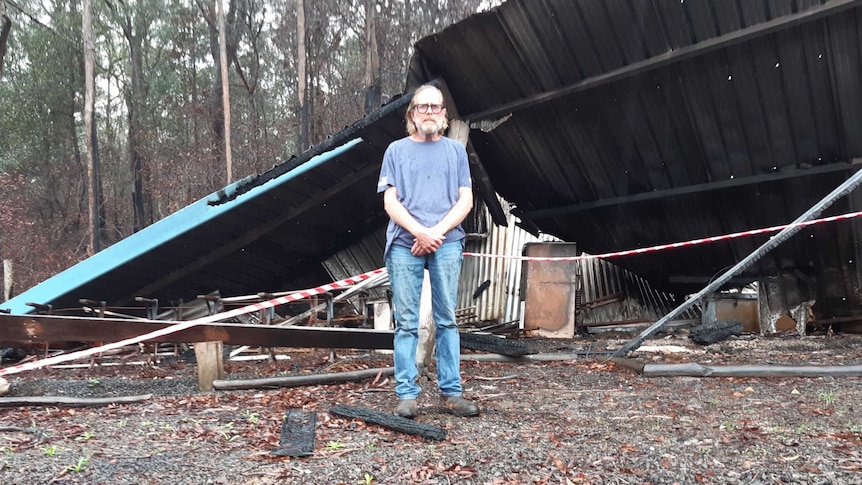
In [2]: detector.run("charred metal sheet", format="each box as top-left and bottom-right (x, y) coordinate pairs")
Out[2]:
(521, 242), (579, 338)
(0, 314), (393, 350)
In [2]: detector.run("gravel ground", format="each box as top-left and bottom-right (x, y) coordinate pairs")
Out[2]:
(0, 333), (861, 484)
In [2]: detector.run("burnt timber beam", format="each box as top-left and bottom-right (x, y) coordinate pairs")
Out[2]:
(519, 162), (856, 220)
(0, 314), (393, 350)
(466, 0), (862, 122)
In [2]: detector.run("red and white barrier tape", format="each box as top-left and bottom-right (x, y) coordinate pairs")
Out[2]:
(5, 210), (861, 377)
(465, 210), (862, 262)
(0, 268), (388, 377)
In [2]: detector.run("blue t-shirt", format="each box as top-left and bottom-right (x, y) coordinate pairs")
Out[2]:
(377, 136), (472, 258)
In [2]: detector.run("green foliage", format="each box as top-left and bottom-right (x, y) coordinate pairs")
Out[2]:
(357, 473), (374, 484)
(66, 457), (89, 472)
(819, 390), (837, 406)
(42, 445), (60, 456)
(325, 441), (346, 450)
(242, 411), (260, 424)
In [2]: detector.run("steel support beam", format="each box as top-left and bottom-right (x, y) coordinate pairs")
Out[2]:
(520, 162), (856, 220)
(612, 166), (862, 357)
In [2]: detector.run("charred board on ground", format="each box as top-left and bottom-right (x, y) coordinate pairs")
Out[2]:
(272, 409), (317, 457)
(689, 319), (743, 345)
(329, 404), (447, 441)
(459, 332), (533, 356)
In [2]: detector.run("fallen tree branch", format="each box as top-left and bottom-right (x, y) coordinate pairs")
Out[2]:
(213, 367), (395, 390)
(0, 394), (153, 407)
(620, 361), (862, 377)
(462, 352), (610, 363)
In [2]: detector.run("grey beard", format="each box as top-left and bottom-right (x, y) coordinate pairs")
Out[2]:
(419, 120), (440, 135)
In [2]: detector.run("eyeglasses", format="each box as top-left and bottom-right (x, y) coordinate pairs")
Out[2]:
(414, 103), (444, 114)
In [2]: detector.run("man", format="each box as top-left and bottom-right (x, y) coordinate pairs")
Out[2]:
(376, 84), (479, 418)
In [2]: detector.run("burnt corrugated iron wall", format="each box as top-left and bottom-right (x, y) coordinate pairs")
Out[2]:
(577, 257), (701, 327)
(458, 200), (552, 324)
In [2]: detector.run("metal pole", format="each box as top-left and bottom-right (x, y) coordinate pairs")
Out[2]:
(612, 166), (862, 357)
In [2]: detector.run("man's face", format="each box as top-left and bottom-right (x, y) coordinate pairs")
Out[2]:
(411, 89), (446, 136)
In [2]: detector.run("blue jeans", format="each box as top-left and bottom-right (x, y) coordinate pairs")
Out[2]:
(385, 241), (464, 399)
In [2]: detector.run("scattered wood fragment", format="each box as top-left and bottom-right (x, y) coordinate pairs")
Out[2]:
(0, 425), (48, 446)
(213, 367), (395, 390)
(271, 409), (316, 457)
(329, 404), (447, 441)
(0, 394), (152, 407)
(474, 374), (518, 381)
(615, 360), (862, 377)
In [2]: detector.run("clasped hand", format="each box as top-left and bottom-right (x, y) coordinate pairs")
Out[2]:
(411, 228), (446, 256)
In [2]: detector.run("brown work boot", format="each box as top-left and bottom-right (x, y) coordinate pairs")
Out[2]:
(440, 395), (480, 417)
(394, 399), (418, 419)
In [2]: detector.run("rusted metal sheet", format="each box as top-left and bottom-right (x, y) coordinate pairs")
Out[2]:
(0, 314), (393, 350)
(521, 242), (579, 338)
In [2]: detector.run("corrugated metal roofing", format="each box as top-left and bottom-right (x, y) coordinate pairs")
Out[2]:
(407, 0), (862, 319)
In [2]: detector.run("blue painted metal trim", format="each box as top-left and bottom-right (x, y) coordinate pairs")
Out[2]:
(1, 138), (364, 315)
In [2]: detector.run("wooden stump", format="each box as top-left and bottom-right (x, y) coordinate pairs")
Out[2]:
(194, 341), (224, 392)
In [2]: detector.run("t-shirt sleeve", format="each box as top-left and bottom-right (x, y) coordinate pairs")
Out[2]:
(377, 145), (396, 194)
(457, 145), (472, 189)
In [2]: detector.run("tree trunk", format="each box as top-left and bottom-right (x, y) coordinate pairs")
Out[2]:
(363, 0), (381, 114)
(296, 0), (308, 151)
(82, 0), (101, 254)
(123, 15), (148, 232)
(202, 2), (225, 169)
(0, 10), (11, 79)
(216, 0), (232, 183)
(2, 259), (13, 302)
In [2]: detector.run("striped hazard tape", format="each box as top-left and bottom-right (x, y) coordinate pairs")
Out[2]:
(0, 268), (388, 377)
(465, 211), (862, 262)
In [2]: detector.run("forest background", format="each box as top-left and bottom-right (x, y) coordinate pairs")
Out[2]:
(0, 0), (498, 297)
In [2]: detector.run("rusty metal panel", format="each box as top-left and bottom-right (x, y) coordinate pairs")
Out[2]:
(522, 242), (578, 338)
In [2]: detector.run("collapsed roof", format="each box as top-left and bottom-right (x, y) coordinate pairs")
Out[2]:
(5, 0), (862, 321)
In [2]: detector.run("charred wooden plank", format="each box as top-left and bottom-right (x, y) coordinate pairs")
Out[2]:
(0, 394), (152, 407)
(0, 314), (393, 349)
(328, 404), (447, 441)
(459, 332), (533, 356)
(689, 319), (743, 345)
(272, 409), (317, 457)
